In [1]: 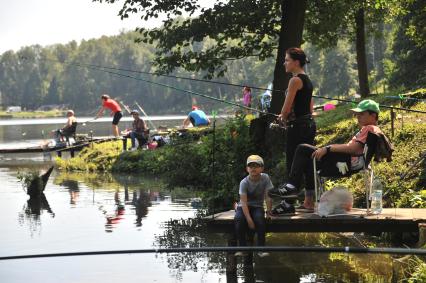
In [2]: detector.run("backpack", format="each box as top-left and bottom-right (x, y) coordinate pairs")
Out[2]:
(374, 133), (394, 162)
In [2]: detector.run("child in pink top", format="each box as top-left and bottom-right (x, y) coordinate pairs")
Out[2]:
(242, 86), (252, 107)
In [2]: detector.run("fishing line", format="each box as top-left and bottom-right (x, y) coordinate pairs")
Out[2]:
(66, 60), (274, 116)
(26, 57), (426, 115)
(1, 245), (426, 261)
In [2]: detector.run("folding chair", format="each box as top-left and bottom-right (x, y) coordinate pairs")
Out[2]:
(314, 131), (379, 214)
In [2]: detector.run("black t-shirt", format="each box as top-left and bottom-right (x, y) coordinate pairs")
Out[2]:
(292, 73), (313, 118)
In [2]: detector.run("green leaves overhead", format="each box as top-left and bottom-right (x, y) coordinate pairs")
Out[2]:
(94, 0), (281, 78)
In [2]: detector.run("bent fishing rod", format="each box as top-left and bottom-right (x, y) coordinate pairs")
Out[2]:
(2, 245), (426, 261)
(30, 57), (426, 115)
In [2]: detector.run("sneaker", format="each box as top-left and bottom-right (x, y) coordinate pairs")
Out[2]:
(271, 201), (296, 216)
(295, 204), (314, 213)
(268, 184), (298, 199)
(234, 251), (248, 257)
(257, 252), (270, 258)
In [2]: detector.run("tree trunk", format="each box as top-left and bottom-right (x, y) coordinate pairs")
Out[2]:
(355, 7), (370, 98)
(270, 0), (307, 115)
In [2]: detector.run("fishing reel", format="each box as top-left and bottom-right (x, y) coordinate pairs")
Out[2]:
(269, 118), (287, 130)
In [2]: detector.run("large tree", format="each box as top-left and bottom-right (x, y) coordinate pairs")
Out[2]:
(304, 0), (390, 98)
(94, 0), (307, 114)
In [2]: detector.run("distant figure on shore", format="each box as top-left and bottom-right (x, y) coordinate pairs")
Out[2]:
(122, 109), (148, 151)
(52, 110), (77, 143)
(95, 94), (122, 137)
(182, 106), (210, 128)
(242, 86), (252, 114)
(260, 83), (272, 113)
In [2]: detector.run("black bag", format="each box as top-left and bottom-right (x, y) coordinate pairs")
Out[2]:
(374, 133), (394, 162)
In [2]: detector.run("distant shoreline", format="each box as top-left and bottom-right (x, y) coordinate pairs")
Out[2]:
(0, 110), (66, 119)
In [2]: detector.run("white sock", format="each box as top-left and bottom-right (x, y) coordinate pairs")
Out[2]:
(286, 183), (295, 189)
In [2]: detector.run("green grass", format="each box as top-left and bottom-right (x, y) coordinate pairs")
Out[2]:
(0, 110), (66, 118)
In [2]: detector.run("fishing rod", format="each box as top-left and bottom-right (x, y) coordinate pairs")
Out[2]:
(135, 101), (157, 131)
(82, 118), (97, 126)
(2, 245), (426, 261)
(65, 60), (273, 117)
(32, 57), (426, 115)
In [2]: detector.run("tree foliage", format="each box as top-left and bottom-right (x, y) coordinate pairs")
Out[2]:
(0, 0), (424, 112)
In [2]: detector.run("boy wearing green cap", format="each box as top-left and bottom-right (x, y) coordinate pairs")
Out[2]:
(269, 99), (384, 212)
(234, 155), (273, 257)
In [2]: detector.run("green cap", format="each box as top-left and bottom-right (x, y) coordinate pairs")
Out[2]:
(351, 99), (380, 113)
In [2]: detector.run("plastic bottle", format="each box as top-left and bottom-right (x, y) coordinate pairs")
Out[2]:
(370, 178), (383, 214)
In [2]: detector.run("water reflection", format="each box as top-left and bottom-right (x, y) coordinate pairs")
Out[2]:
(59, 179), (80, 205)
(154, 218), (395, 282)
(132, 189), (151, 227)
(18, 193), (54, 236)
(2, 166), (404, 282)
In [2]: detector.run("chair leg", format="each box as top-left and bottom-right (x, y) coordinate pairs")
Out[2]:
(313, 159), (323, 206)
(313, 158), (318, 204)
(364, 168), (374, 214)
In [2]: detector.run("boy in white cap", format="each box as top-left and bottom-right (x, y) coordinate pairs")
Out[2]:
(234, 155), (273, 257)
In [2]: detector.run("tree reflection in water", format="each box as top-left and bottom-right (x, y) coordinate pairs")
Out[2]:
(154, 219), (395, 282)
(154, 218), (230, 280)
(18, 193), (54, 236)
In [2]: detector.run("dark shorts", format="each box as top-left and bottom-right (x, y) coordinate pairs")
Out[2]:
(112, 111), (123, 125)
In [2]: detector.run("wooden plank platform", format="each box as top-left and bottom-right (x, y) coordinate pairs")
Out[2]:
(0, 136), (119, 154)
(205, 208), (426, 233)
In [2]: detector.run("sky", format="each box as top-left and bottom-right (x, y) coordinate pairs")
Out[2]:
(0, 0), (164, 54)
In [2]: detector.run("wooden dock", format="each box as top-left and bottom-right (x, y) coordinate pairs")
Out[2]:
(206, 208), (426, 233)
(0, 136), (119, 154)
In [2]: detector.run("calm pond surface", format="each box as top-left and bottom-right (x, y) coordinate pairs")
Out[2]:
(0, 118), (403, 282)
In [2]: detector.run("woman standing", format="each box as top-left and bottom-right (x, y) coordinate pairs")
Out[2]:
(271, 47), (316, 213)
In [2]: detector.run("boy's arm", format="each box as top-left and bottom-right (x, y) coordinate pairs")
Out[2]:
(265, 192), (272, 218)
(312, 142), (363, 160)
(240, 194), (255, 229)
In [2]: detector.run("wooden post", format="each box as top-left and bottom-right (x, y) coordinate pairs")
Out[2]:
(390, 108), (395, 137)
(226, 237), (237, 283)
(416, 223), (426, 248)
(90, 131), (94, 149)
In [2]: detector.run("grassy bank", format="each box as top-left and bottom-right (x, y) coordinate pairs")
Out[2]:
(0, 110), (66, 118)
(56, 92), (426, 211)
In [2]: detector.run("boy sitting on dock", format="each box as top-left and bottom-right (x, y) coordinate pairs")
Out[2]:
(234, 155), (273, 257)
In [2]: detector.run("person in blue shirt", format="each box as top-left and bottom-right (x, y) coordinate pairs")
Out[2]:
(182, 106), (210, 128)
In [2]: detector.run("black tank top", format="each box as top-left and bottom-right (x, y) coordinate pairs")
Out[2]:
(292, 74), (313, 118)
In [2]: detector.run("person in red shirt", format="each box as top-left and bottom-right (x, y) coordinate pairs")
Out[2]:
(96, 94), (123, 137)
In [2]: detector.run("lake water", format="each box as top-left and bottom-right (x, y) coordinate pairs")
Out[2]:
(0, 118), (402, 282)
